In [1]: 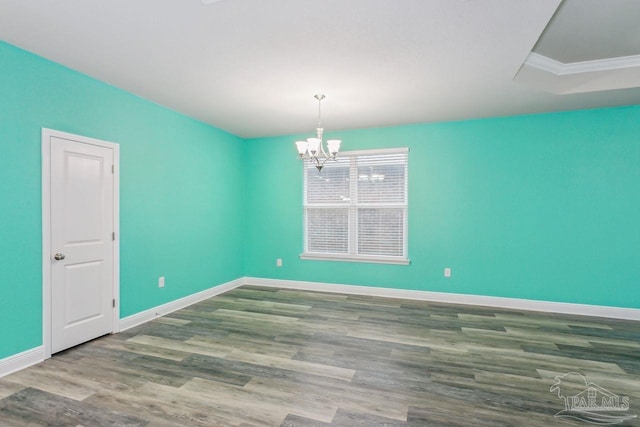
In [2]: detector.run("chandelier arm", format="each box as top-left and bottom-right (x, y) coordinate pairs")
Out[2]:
(310, 146), (319, 161)
(319, 140), (329, 158)
(310, 156), (322, 171)
(319, 153), (337, 169)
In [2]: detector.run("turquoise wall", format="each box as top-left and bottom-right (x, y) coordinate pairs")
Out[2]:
(2, 39), (639, 363)
(0, 42), (245, 359)
(245, 106), (640, 309)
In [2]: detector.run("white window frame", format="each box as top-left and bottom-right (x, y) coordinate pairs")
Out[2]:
(301, 147), (410, 265)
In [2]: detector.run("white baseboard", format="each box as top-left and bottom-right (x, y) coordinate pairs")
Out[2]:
(1, 279), (245, 379)
(3, 276), (637, 380)
(119, 278), (245, 332)
(242, 277), (640, 321)
(0, 346), (45, 379)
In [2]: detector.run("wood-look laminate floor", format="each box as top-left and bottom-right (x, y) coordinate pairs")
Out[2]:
(1, 285), (639, 426)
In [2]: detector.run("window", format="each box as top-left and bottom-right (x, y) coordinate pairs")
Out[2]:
(302, 148), (409, 264)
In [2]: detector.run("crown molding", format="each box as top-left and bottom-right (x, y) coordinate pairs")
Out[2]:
(525, 52), (640, 76)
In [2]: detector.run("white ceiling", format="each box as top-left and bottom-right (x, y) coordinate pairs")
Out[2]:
(1, 0), (639, 138)
(533, 0), (640, 62)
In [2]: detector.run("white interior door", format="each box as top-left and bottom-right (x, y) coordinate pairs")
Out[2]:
(48, 133), (116, 354)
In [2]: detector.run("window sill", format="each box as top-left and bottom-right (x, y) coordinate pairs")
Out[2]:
(300, 253), (410, 265)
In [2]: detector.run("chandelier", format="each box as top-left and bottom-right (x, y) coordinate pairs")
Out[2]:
(295, 94), (342, 171)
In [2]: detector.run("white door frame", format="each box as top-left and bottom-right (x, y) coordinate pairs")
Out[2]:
(41, 128), (120, 359)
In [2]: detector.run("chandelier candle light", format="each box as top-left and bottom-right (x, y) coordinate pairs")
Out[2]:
(295, 94), (342, 171)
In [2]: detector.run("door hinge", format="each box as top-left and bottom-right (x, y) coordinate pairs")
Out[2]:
(112, 164), (115, 174)
(112, 299), (116, 308)
(112, 231), (116, 241)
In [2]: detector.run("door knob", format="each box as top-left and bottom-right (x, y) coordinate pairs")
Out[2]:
(54, 253), (66, 261)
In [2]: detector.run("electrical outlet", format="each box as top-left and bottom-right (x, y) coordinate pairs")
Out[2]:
(444, 268), (451, 278)
(159, 276), (165, 288)
(276, 258), (283, 267)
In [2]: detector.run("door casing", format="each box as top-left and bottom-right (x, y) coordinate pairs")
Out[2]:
(42, 128), (120, 358)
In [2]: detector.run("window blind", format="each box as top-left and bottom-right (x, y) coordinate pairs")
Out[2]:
(303, 148), (409, 264)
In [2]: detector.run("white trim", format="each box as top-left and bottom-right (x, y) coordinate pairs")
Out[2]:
(119, 278), (245, 332)
(41, 128), (120, 358)
(2, 279), (243, 378)
(4, 276), (638, 379)
(242, 277), (640, 321)
(525, 52), (640, 76)
(303, 148), (409, 263)
(42, 130), (52, 358)
(112, 146), (121, 332)
(339, 147), (410, 157)
(300, 253), (410, 265)
(0, 346), (45, 379)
